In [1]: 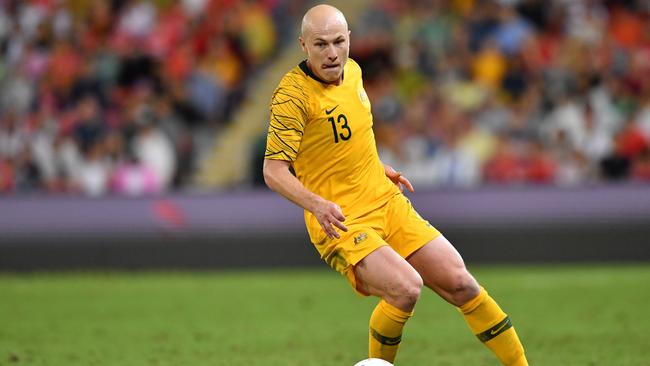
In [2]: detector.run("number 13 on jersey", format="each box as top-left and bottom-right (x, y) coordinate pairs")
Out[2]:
(328, 113), (352, 143)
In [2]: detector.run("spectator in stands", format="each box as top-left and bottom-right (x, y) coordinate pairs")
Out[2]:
(73, 138), (111, 196)
(524, 140), (556, 184)
(631, 149), (650, 181)
(0, 111), (24, 160)
(131, 113), (176, 189)
(110, 152), (161, 196)
(483, 134), (525, 185)
(432, 116), (481, 188)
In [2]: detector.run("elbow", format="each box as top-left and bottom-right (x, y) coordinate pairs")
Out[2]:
(263, 172), (274, 191)
(263, 159), (292, 192)
(262, 161), (275, 191)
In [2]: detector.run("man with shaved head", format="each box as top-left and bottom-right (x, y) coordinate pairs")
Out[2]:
(263, 4), (528, 365)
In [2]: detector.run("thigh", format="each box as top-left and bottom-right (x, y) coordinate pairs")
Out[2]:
(406, 235), (479, 305)
(317, 225), (388, 296)
(319, 224), (386, 269)
(354, 245), (422, 299)
(385, 194), (441, 259)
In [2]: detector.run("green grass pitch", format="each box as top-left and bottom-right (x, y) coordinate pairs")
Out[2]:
(1, 264), (649, 365)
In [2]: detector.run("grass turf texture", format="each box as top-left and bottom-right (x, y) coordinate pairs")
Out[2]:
(1, 265), (649, 366)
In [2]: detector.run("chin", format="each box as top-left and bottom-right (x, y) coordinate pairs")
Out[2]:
(321, 69), (342, 82)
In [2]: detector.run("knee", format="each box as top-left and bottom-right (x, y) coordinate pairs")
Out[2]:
(447, 272), (480, 306)
(387, 273), (423, 310)
(403, 275), (424, 305)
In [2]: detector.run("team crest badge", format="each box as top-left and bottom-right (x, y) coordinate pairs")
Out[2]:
(358, 89), (368, 103)
(354, 232), (368, 245)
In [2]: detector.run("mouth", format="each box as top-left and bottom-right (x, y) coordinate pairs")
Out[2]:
(322, 64), (340, 70)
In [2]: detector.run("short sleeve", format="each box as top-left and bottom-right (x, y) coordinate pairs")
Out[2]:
(265, 77), (310, 161)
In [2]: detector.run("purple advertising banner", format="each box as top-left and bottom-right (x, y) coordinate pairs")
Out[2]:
(1, 185), (649, 239)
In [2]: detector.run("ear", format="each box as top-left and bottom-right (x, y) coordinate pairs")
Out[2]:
(299, 36), (307, 53)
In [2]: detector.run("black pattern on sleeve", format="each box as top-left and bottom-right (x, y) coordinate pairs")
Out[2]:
(265, 72), (310, 161)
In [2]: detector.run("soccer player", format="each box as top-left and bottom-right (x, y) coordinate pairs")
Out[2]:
(263, 4), (528, 365)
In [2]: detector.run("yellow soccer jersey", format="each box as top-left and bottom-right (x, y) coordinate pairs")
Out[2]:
(265, 59), (399, 241)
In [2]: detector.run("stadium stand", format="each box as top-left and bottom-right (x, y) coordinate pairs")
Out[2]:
(1, 0), (650, 196)
(347, 0), (650, 188)
(0, 0), (302, 195)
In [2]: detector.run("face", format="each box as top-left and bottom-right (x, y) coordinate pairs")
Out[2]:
(300, 24), (350, 84)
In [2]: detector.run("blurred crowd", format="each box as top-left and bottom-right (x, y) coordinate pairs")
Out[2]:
(0, 0), (299, 195)
(354, 0), (650, 187)
(3, 0), (650, 196)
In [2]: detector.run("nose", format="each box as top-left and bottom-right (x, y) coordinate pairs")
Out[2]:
(326, 44), (338, 60)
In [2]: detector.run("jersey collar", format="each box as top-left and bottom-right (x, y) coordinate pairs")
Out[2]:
(299, 60), (344, 85)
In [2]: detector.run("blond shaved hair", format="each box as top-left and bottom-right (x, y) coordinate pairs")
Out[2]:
(301, 4), (348, 38)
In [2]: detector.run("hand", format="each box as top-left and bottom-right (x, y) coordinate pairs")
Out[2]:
(311, 198), (348, 239)
(384, 164), (414, 193)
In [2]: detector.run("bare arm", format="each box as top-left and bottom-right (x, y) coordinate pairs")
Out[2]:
(383, 163), (414, 193)
(263, 159), (348, 239)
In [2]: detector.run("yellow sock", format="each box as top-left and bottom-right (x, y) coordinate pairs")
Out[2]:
(368, 299), (413, 363)
(458, 287), (528, 366)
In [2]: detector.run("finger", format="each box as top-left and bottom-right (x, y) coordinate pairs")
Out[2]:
(332, 210), (346, 222)
(400, 176), (414, 192)
(322, 223), (339, 239)
(329, 223), (341, 238)
(332, 219), (348, 232)
(393, 180), (403, 192)
(385, 165), (397, 176)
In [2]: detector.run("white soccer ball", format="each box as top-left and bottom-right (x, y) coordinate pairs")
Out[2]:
(353, 358), (394, 366)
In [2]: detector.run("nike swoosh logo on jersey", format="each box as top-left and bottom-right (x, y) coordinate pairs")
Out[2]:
(325, 105), (339, 114)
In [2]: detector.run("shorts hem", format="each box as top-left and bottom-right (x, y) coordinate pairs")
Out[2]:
(401, 230), (443, 260)
(343, 243), (389, 297)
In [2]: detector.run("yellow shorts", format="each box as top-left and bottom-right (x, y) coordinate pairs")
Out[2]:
(312, 193), (441, 296)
